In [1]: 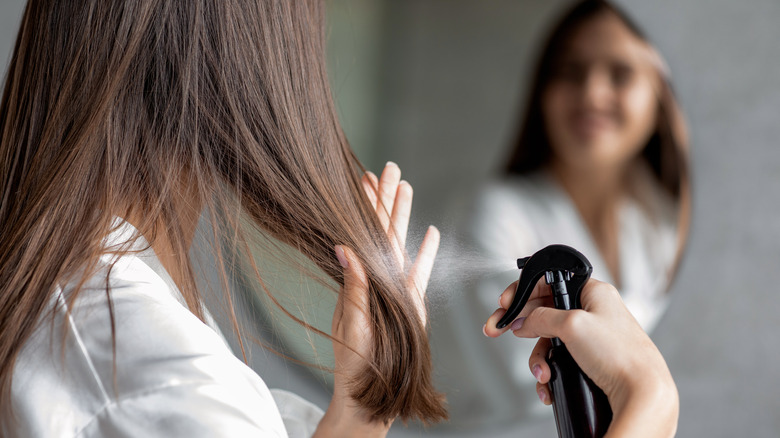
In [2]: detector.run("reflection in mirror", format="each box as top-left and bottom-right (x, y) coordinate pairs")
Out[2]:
(430, 0), (690, 432)
(227, 0), (691, 434)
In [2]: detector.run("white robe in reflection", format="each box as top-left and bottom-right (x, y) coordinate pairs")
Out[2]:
(430, 169), (678, 430)
(11, 220), (322, 437)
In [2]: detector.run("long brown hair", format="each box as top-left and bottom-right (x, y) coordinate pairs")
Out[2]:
(0, 0), (446, 426)
(505, 0), (690, 279)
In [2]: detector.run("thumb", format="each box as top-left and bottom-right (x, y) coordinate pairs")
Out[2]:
(335, 245), (370, 322)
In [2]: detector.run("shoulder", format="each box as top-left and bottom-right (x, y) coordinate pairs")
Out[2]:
(12, 251), (289, 437)
(459, 173), (562, 253)
(623, 165), (680, 264)
(469, 173), (563, 221)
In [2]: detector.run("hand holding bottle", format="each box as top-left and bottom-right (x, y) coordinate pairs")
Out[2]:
(484, 279), (679, 438)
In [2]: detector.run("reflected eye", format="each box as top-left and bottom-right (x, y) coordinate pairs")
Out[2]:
(610, 64), (634, 87)
(553, 61), (586, 84)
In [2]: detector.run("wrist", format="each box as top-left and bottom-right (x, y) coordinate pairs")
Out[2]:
(313, 395), (392, 438)
(607, 370), (678, 438)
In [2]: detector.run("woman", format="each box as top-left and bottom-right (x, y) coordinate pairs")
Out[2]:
(0, 1), (446, 436)
(431, 0), (689, 430)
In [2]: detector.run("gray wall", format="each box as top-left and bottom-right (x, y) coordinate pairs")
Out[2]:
(0, 1), (24, 69)
(621, 1), (780, 436)
(3, 1), (780, 436)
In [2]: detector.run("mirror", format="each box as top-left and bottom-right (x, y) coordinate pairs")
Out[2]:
(236, 0), (692, 434)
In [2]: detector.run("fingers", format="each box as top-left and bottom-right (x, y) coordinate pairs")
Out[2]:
(408, 226), (439, 291)
(512, 306), (588, 343)
(407, 226), (440, 325)
(485, 279), (553, 337)
(484, 283), (529, 337)
(362, 163), (411, 258)
(498, 281), (518, 309)
(492, 277), (610, 336)
(486, 304), (583, 340)
(361, 172), (379, 209)
(390, 180), (412, 249)
(528, 337), (552, 385)
(360, 163), (440, 327)
(536, 383), (552, 406)
(578, 278), (622, 312)
(486, 318), (554, 406)
(483, 308), (508, 337)
(377, 162), (401, 231)
(332, 245), (374, 400)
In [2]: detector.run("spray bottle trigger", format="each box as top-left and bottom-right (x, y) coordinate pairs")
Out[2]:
(498, 245), (594, 329)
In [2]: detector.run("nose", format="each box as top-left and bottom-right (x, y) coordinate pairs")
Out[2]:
(581, 69), (613, 111)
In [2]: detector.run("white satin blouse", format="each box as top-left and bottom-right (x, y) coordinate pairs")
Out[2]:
(10, 220), (323, 437)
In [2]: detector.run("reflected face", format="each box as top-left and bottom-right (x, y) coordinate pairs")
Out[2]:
(542, 12), (660, 173)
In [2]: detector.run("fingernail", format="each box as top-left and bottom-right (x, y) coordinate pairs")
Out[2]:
(482, 324), (488, 337)
(537, 387), (548, 404)
(386, 161), (398, 167)
(365, 171), (377, 180)
(510, 317), (526, 331)
(532, 364), (542, 383)
(335, 245), (349, 268)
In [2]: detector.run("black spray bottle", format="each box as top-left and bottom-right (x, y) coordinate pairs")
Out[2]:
(495, 244), (612, 438)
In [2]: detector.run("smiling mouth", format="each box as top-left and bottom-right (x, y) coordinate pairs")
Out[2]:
(569, 113), (616, 138)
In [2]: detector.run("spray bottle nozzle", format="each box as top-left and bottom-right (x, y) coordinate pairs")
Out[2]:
(496, 245), (593, 329)
(517, 257), (530, 269)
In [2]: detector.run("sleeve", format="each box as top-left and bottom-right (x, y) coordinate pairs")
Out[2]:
(76, 381), (290, 438)
(270, 389), (324, 438)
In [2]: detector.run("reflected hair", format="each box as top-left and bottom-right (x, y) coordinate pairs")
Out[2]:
(0, 0), (446, 426)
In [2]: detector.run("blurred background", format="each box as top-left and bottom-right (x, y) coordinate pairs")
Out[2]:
(3, 0), (780, 436)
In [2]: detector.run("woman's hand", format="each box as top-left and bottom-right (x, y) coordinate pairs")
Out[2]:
(358, 162), (439, 328)
(315, 162), (439, 437)
(484, 279), (679, 438)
